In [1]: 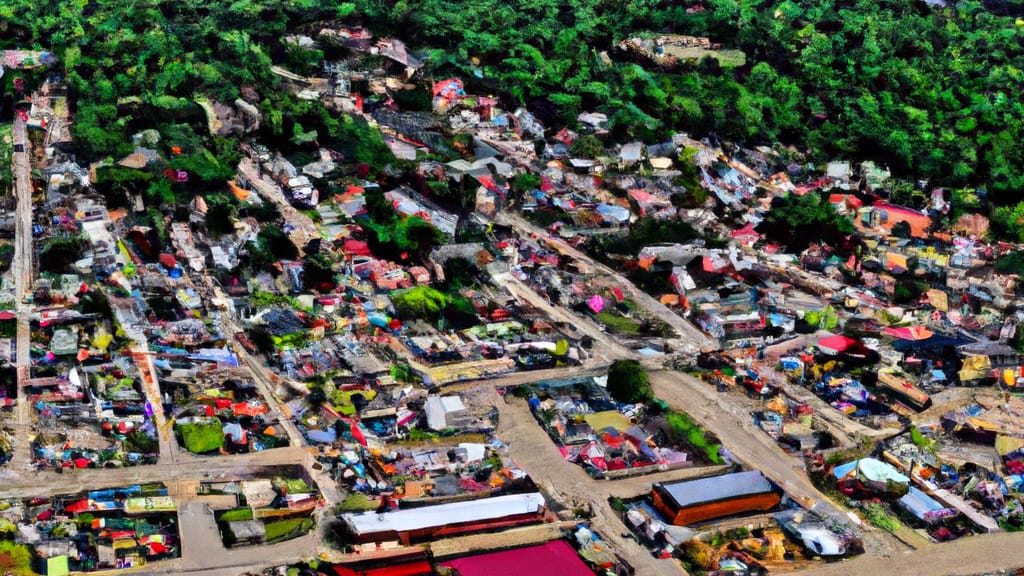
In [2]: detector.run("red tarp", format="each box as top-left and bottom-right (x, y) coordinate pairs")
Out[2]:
(232, 401), (268, 417)
(729, 222), (760, 240)
(610, 287), (624, 302)
(432, 78), (464, 99)
(817, 334), (858, 354)
(440, 540), (595, 576)
(0, 311), (15, 320)
(476, 174), (498, 192)
(158, 253), (177, 269)
(340, 416), (367, 447)
(343, 239), (372, 256)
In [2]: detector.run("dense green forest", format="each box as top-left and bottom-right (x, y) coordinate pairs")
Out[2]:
(4, 0), (1024, 207)
(355, 0), (1024, 203)
(0, 0), (393, 217)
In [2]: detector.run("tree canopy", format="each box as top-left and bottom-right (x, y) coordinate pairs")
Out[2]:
(346, 0), (1024, 201)
(756, 192), (855, 252)
(606, 359), (653, 404)
(4, 0), (1023, 225)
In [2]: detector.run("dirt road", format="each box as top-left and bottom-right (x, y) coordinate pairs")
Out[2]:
(493, 388), (710, 576)
(795, 531), (1024, 576)
(495, 212), (718, 352)
(0, 446), (309, 499)
(494, 269), (634, 361)
(648, 370), (926, 555)
(238, 157), (320, 252)
(12, 117), (33, 470)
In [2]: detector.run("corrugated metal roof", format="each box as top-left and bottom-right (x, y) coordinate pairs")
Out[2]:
(343, 493), (544, 535)
(656, 471), (774, 509)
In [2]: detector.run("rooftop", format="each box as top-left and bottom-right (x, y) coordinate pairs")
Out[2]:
(655, 470), (774, 509)
(342, 492), (545, 535)
(440, 540), (594, 576)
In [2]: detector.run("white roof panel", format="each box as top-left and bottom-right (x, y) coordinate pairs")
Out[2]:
(343, 493), (545, 535)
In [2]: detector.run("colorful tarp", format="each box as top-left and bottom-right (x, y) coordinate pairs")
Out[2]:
(882, 326), (933, 341)
(832, 458), (909, 485)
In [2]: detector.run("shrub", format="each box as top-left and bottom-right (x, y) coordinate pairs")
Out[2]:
(863, 503), (901, 533)
(606, 360), (651, 404)
(177, 420), (225, 453)
(0, 540), (32, 574)
(124, 431), (159, 454)
(264, 517), (314, 542)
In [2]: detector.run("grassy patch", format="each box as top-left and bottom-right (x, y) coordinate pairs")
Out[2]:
(862, 503), (901, 533)
(176, 420), (224, 453)
(279, 478), (311, 494)
(264, 517), (314, 542)
(338, 492), (378, 512)
(666, 411), (723, 464)
(331, 389), (377, 416)
(218, 508), (253, 522)
(594, 311), (642, 336)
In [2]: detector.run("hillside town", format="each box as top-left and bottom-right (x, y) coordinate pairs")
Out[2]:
(0, 15), (1022, 576)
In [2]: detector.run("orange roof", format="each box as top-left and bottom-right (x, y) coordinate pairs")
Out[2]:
(873, 203), (932, 238)
(228, 179), (250, 201)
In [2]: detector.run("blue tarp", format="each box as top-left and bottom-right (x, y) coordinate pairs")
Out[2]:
(833, 458), (909, 484)
(898, 487), (955, 522)
(596, 203), (630, 223)
(306, 428), (337, 444)
(892, 334), (970, 352)
(780, 357), (803, 371)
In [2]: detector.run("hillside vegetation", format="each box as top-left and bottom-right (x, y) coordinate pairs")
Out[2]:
(355, 0), (1024, 202)
(3, 0), (1024, 202)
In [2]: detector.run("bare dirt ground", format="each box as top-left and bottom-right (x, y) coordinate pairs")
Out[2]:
(489, 387), (684, 576)
(794, 532), (1024, 576)
(646, 370), (917, 558)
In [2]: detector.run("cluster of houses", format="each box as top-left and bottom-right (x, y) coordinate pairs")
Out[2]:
(9, 17), (1024, 574)
(523, 376), (693, 478)
(166, 368), (287, 455)
(26, 274), (161, 468)
(0, 484), (179, 574)
(205, 477), (320, 547)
